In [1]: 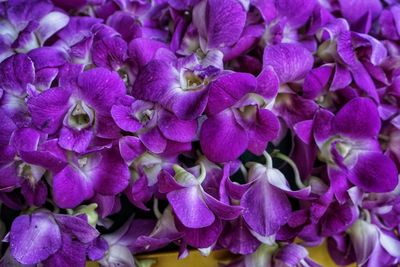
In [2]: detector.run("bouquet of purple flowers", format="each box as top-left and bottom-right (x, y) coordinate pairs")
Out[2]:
(1, 0), (400, 266)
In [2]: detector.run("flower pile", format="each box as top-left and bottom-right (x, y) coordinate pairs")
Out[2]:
(0, 0), (400, 266)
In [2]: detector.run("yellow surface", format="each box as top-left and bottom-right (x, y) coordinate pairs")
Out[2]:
(86, 242), (356, 267)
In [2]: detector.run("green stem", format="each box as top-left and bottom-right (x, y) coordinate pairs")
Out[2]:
(272, 150), (306, 189)
(263, 151), (273, 169)
(153, 198), (162, 219)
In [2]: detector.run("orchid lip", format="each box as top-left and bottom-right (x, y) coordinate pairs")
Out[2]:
(17, 162), (37, 186)
(319, 136), (354, 165)
(238, 105), (257, 121)
(180, 69), (207, 91)
(136, 108), (155, 125)
(67, 101), (95, 130)
(317, 40), (337, 62)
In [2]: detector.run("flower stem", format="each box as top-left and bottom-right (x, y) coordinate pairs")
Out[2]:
(272, 150), (306, 189)
(153, 198), (162, 219)
(263, 151), (273, 169)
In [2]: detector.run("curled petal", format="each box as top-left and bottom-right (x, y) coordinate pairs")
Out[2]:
(349, 152), (398, 193)
(206, 72), (257, 115)
(168, 186), (215, 228)
(334, 97), (380, 139)
(10, 213), (62, 265)
(28, 87), (72, 134)
(200, 109), (248, 163)
(0, 54), (34, 96)
(242, 175), (291, 236)
(263, 43), (314, 83)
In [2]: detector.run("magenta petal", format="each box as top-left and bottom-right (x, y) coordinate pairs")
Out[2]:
(111, 98), (142, 133)
(27, 87), (72, 134)
(242, 176), (291, 236)
(263, 43), (314, 83)
(255, 66), (279, 100)
(338, 0), (382, 26)
(167, 186), (215, 228)
(303, 65), (332, 99)
(34, 68), (59, 91)
(10, 127), (41, 152)
(336, 31), (357, 66)
(125, 174), (152, 210)
(203, 191), (243, 220)
(36, 11), (69, 45)
(320, 202), (357, 236)
(267, 168), (311, 199)
(94, 112), (121, 139)
(176, 217), (223, 248)
(198, 0), (246, 49)
(246, 108), (280, 155)
(128, 38), (167, 67)
(119, 136), (145, 163)
(28, 47), (67, 69)
(293, 120), (314, 145)
(206, 72), (257, 115)
(139, 127), (167, 154)
(77, 67), (126, 112)
(220, 217), (260, 255)
(328, 167), (352, 203)
(349, 152), (398, 193)
(55, 215), (99, 243)
(0, 54), (34, 96)
(53, 165), (93, 208)
(58, 127), (93, 153)
(350, 62), (379, 101)
(331, 64), (352, 91)
(20, 140), (67, 173)
(91, 147), (130, 196)
(313, 108), (335, 146)
(10, 213), (62, 265)
(157, 170), (186, 193)
(276, 0), (316, 28)
(274, 244), (309, 266)
(92, 36), (127, 70)
(334, 97), (380, 139)
(43, 233), (86, 267)
(132, 60), (177, 103)
(158, 110), (197, 143)
(169, 87), (209, 120)
(200, 109), (248, 163)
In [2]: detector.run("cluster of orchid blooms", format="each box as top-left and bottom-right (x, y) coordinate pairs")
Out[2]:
(1, 0), (400, 266)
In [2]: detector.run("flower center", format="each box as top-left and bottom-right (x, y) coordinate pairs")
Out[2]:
(238, 105), (257, 121)
(181, 70), (206, 90)
(136, 109), (154, 125)
(17, 162), (36, 186)
(68, 101), (94, 130)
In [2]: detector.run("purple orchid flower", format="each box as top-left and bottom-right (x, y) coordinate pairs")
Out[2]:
(200, 71), (280, 163)
(308, 97), (398, 199)
(192, 0), (246, 53)
(117, 136), (179, 210)
(0, 0), (69, 60)
(158, 164), (242, 249)
(134, 206), (184, 253)
(133, 52), (221, 120)
(112, 95), (197, 154)
(99, 215), (156, 266)
(6, 210), (100, 266)
(158, 163), (242, 229)
(20, 139), (129, 208)
(240, 156), (311, 241)
(28, 67), (126, 153)
(329, 218), (400, 266)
